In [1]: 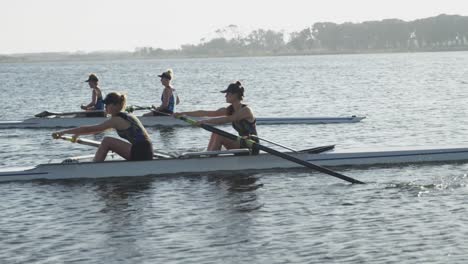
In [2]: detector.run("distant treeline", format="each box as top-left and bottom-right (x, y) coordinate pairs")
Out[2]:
(136, 14), (468, 57)
(2, 14), (468, 63)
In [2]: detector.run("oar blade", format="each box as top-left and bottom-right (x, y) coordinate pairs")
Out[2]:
(299, 145), (335, 153)
(125, 105), (153, 113)
(36, 110), (106, 118)
(35, 111), (52, 118)
(256, 144), (364, 184)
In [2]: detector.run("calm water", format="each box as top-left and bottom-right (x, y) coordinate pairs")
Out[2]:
(1, 52), (468, 263)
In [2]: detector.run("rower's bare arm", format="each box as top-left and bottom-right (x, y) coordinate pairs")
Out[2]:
(201, 116), (231, 125)
(54, 119), (114, 136)
(230, 106), (254, 122)
(159, 89), (171, 109)
(179, 107), (226, 117)
(197, 108), (253, 125)
(81, 92), (97, 110)
(91, 90), (98, 106)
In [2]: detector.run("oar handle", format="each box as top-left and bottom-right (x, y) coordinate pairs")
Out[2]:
(52, 132), (67, 140)
(52, 134), (101, 148)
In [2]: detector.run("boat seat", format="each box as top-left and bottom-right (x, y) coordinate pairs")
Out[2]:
(180, 149), (251, 158)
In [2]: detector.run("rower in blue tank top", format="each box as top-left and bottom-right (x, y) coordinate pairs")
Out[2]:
(81, 73), (105, 111)
(160, 89), (177, 113)
(175, 81), (259, 155)
(143, 69), (180, 116)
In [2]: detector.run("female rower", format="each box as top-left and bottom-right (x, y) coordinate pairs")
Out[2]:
(143, 69), (180, 116)
(175, 81), (259, 155)
(81, 73), (105, 111)
(52, 92), (153, 162)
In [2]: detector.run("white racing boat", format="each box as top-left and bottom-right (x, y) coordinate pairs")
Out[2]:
(1, 145), (468, 182)
(0, 115), (365, 129)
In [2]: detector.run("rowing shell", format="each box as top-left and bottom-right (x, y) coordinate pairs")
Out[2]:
(1, 145), (467, 182)
(0, 115), (365, 129)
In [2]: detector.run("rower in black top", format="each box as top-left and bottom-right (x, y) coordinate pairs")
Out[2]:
(175, 81), (259, 155)
(52, 92), (153, 161)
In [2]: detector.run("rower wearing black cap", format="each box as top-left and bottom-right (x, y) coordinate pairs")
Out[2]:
(175, 81), (259, 155)
(143, 69), (180, 116)
(81, 73), (105, 111)
(52, 92), (153, 162)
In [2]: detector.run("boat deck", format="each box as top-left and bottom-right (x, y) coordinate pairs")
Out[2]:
(0, 115), (366, 129)
(1, 145), (468, 182)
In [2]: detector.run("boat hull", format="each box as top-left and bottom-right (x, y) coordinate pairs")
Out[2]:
(1, 146), (467, 182)
(0, 115), (365, 129)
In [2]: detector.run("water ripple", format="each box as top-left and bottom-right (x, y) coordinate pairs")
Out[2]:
(2, 53), (468, 263)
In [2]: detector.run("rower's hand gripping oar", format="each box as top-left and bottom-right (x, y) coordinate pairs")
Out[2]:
(52, 133), (100, 147)
(174, 115), (365, 184)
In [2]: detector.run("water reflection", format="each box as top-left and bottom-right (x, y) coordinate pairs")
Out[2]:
(206, 173), (264, 212)
(88, 177), (154, 262)
(94, 177), (154, 212)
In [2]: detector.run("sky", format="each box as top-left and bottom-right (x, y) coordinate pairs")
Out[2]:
(1, 0), (468, 54)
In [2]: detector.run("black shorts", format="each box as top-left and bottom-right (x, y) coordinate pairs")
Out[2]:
(152, 109), (173, 116)
(130, 141), (153, 161)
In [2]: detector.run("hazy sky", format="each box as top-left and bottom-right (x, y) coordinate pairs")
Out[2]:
(1, 0), (468, 54)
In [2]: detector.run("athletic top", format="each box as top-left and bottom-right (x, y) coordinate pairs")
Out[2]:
(116, 112), (151, 144)
(95, 95), (105, 110)
(160, 89), (177, 113)
(227, 104), (258, 138)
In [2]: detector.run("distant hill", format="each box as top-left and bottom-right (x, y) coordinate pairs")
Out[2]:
(2, 14), (468, 63)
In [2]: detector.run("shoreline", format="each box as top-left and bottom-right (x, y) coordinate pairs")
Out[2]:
(1, 48), (468, 64)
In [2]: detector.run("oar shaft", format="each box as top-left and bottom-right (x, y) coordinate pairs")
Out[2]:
(56, 136), (172, 159)
(36, 110), (105, 118)
(177, 116), (364, 184)
(125, 105), (153, 113)
(256, 144), (363, 184)
(59, 135), (101, 148)
(250, 135), (297, 153)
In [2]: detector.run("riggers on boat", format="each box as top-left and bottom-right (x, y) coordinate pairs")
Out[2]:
(0, 115), (366, 129)
(1, 145), (468, 182)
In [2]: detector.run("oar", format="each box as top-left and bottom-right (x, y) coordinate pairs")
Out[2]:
(52, 135), (174, 159)
(301, 145), (335, 154)
(35, 110), (105, 118)
(252, 136), (335, 154)
(250, 135), (298, 153)
(54, 135), (100, 147)
(125, 105), (154, 113)
(174, 115), (365, 184)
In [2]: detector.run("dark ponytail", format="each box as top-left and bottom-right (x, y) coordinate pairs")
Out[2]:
(234, 81), (244, 100)
(120, 94), (127, 110)
(104, 92), (127, 111)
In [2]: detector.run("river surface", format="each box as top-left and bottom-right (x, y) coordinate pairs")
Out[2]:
(1, 52), (468, 263)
